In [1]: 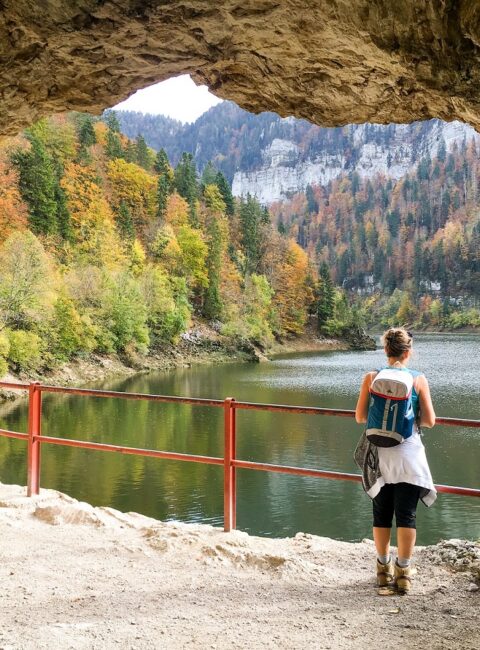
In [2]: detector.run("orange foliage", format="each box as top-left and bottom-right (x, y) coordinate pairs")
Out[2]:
(0, 161), (28, 242)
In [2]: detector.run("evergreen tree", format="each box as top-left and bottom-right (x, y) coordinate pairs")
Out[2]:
(155, 149), (173, 220)
(105, 111), (121, 133)
(317, 263), (335, 329)
(215, 171), (235, 217)
(154, 148), (170, 174)
(201, 161), (218, 191)
(105, 111), (124, 160)
(278, 219), (287, 235)
(135, 135), (151, 170)
(106, 129), (124, 160)
(11, 134), (59, 236)
(115, 201), (135, 241)
(54, 180), (73, 242)
(306, 184), (319, 212)
(78, 116), (97, 148)
(124, 141), (137, 163)
(239, 195), (264, 274)
(174, 152), (198, 225)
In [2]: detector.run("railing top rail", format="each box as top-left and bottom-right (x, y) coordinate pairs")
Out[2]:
(0, 381), (479, 427)
(32, 384), (225, 408)
(0, 381), (29, 391)
(234, 401), (356, 417)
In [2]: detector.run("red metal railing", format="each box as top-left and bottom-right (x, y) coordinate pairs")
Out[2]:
(0, 381), (479, 531)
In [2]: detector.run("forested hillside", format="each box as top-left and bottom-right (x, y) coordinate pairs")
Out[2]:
(112, 104), (480, 330)
(0, 112), (337, 377)
(111, 103), (477, 198)
(269, 139), (480, 328)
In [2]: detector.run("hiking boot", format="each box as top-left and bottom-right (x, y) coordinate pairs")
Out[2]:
(394, 562), (413, 594)
(376, 558), (394, 587)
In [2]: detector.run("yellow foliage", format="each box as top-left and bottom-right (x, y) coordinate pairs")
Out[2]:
(270, 239), (310, 336)
(61, 162), (124, 268)
(165, 193), (189, 229)
(107, 158), (157, 228)
(94, 122), (108, 146)
(130, 239), (146, 276)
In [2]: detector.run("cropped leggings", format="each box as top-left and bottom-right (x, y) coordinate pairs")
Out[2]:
(373, 482), (421, 529)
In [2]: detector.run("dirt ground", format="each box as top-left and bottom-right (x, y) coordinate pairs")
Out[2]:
(0, 483), (478, 650)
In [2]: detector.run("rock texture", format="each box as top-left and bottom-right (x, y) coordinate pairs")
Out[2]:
(5, 2), (480, 134)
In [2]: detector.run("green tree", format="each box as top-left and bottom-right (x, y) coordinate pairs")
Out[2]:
(239, 194), (264, 274)
(115, 201), (135, 241)
(155, 149), (174, 220)
(202, 185), (227, 320)
(215, 171), (235, 217)
(0, 231), (55, 329)
(11, 134), (59, 236)
(201, 161), (218, 191)
(317, 263), (336, 330)
(135, 135), (152, 170)
(174, 152), (198, 225)
(78, 116), (97, 148)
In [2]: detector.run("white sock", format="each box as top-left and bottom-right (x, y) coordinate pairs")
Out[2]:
(378, 554), (391, 565)
(397, 557), (411, 568)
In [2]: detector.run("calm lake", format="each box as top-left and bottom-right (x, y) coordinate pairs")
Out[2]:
(0, 334), (479, 544)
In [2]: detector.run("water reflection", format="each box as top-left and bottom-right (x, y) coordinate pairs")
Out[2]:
(0, 334), (479, 543)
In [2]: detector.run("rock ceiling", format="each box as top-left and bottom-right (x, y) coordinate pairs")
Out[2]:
(2, 0), (480, 135)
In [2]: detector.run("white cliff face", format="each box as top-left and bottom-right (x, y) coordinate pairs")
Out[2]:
(232, 121), (480, 204)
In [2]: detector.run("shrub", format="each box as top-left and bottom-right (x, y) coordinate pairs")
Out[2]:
(7, 330), (42, 372)
(0, 332), (10, 358)
(45, 295), (96, 361)
(0, 357), (7, 378)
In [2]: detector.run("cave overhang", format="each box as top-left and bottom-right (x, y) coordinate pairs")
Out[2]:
(2, 1), (480, 134)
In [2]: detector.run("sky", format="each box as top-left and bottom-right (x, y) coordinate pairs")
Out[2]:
(114, 74), (223, 123)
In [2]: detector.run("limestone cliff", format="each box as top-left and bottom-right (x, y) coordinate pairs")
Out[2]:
(232, 120), (479, 203)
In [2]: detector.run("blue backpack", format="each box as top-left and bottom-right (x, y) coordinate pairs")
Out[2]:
(366, 367), (419, 447)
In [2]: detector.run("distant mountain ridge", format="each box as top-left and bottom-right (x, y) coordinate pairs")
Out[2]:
(113, 103), (479, 204)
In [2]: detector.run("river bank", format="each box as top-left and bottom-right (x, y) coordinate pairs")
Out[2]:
(0, 320), (358, 404)
(0, 482), (478, 650)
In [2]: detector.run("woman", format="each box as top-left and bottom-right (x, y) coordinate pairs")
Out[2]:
(354, 327), (436, 594)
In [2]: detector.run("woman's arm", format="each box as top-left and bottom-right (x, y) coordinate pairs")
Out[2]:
(355, 372), (374, 423)
(416, 375), (436, 428)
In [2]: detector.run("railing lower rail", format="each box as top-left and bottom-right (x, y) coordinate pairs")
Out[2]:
(0, 381), (479, 531)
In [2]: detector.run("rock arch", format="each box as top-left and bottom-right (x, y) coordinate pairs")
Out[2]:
(2, 1), (480, 134)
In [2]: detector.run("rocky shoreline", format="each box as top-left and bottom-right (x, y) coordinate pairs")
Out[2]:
(0, 321), (376, 405)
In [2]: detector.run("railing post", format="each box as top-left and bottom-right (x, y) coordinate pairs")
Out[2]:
(27, 382), (42, 496)
(224, 397), (236, 532)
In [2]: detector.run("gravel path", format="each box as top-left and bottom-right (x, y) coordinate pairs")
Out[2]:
(0, 483), (478, 650)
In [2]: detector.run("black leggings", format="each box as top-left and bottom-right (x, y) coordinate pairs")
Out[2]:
(373, 483), (421, 529)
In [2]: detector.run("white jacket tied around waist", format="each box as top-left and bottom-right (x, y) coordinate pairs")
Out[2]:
(376, 424), (437, 506)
